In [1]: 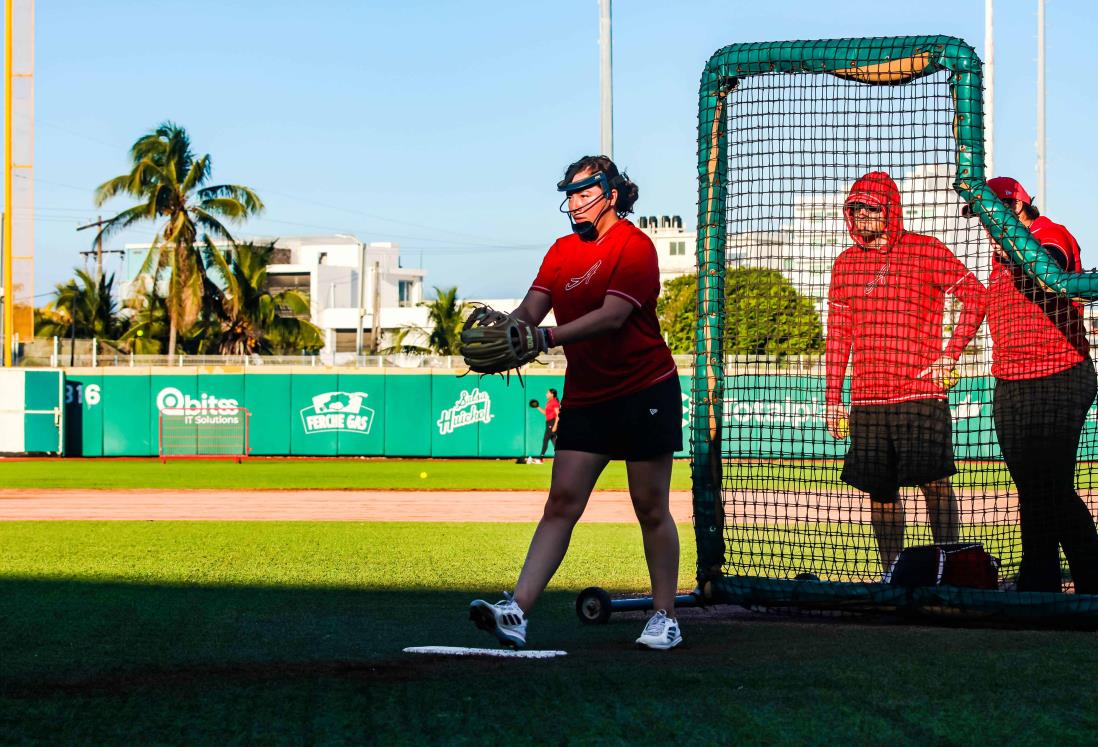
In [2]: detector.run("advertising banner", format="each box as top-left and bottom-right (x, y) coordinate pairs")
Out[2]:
(57, 369), (1098, 462)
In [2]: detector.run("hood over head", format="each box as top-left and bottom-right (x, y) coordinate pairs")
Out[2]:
(844, 171), (904, 251)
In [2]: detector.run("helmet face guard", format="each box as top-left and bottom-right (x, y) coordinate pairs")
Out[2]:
(557, 168), (628, 240)
(557, 170), (614, 197)
(557, 170), (620, 240)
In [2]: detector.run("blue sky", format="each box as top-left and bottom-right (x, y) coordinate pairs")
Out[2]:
(15, 0), (1098, 300)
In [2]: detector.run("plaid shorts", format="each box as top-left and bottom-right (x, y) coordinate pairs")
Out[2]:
(841, 398), (956, 498)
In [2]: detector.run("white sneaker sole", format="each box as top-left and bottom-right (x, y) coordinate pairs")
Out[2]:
(469, 601), (526, 649)
(635, 634), (683, 651)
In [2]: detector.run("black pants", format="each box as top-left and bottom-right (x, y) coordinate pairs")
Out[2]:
(994, 358), (1098, 593)
(540, 423), (557, 457)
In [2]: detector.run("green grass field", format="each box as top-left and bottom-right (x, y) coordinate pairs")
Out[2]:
(4, 456), (1086, 492)
(0, 457), (684, 491)
(3, 521), (1097, 744)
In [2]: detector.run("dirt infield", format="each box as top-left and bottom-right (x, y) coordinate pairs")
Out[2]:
(0, 489), (695, 522)
(0, 486), (1023, 524)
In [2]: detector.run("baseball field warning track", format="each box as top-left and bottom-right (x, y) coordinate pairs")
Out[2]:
(0, 489), (695, 522)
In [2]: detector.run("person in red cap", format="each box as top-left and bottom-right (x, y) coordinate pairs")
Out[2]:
(981, 176), (1098, 593)
(826, 171), (988, 579)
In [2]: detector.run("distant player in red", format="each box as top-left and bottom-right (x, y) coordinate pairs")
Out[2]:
(469, 155), (683, 650)
(532, 388), (560, 462)
(825, 171), (987, 578)
(981, 176), (1098, 593)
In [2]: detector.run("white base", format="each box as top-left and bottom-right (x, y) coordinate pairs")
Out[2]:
(403, 646), (566, 659)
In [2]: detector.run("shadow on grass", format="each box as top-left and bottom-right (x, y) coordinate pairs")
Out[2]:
(0, 579), (594, 691)
(3, 578), (1098, 744)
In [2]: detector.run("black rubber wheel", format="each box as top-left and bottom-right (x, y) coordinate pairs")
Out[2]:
(794, 572), (820, 581)
(576, 586), (613, 625)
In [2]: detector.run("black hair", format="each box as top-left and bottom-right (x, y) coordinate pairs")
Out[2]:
(548, 388), (558, 398)
(1004, 197), (1041, 221)
(560, 155), (639, 216)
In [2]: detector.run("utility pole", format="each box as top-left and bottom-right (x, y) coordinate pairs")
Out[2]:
(598, 0), (613, 159)
(355, 242), (366, 357)
(370, 261), (381, 354)
(76, 216), (110, 282)
(69, 286), (76, 366)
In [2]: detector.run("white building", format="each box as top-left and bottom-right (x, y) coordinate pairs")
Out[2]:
(119, 234), (427, 359)
(265, 235), (428, 356)
(637, 214), (696, 285)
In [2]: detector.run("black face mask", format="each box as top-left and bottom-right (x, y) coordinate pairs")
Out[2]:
(567, 199), (612, 241)
(570, 219), (598, 241)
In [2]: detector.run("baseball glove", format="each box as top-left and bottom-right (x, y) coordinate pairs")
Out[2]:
(529, 399), (540, 408)
(459, 305), (547, 376)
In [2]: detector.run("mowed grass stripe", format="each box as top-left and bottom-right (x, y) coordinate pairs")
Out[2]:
(2, 457), (1087, 491)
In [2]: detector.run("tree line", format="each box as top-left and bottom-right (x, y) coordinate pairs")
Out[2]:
(36, 122), (823, 360)
(381, 269), (824, 358)
(36, 123), (323, 359)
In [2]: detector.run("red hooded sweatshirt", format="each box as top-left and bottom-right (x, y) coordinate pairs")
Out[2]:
(825, 172), (988, 407)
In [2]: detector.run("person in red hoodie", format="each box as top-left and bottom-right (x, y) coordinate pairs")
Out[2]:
(826, 171), (988, 579)
(981, 176), (1098, 594)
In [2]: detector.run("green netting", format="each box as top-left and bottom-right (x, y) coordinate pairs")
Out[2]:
(693, 35), (1098, 624)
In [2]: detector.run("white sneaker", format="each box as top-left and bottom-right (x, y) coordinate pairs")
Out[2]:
(469, 592), (527, 649)
(881, 557), (898, 584)
(635, 609), (682, 650)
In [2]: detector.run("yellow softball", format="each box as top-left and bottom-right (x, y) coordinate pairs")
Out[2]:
(836, 417), (850, 439)
(942, 370), (960, 391)
(419, 471), (428, 479)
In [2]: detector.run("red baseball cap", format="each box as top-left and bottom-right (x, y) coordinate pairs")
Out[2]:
(987, 176), (1033, 205)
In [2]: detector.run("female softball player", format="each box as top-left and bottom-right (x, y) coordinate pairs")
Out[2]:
(469, 155), (683, 650)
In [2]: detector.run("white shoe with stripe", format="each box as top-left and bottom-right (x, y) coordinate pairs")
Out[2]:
(635, 609), (682, 650)
(469, 593), (527, 649)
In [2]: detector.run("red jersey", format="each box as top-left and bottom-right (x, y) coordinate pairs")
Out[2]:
(988, 215), (1089, 380)
(531, 219), (677, 407)
(544, 398), (560, 422)
(826, 172), (987, 407)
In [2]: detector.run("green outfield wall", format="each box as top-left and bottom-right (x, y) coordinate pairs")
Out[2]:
(0, 369), (64, 454)
(44, 368), (1098, 460)
(719, 375), (1051, 461)
(59, 368), (692, 459)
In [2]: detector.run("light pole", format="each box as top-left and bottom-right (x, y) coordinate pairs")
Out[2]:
(598, 0), (613, 159)
(1037, 0), (1046, 209)
(985, 0), (995, 177)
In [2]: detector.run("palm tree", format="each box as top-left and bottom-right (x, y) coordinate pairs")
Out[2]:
(93, 122), (263, 362)
(116, 277), (170, 354)
(35, 269), (122, 340)
(423, 286), (471, 355)
(202, 240), (323, 355)
(384, 286), (471, 356)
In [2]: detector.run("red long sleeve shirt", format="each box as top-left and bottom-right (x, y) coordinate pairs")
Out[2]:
(826, 172), (987, 407)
